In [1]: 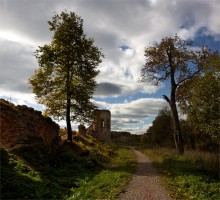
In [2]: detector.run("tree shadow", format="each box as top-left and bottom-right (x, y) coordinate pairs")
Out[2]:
(134, 161), (161, 177)
(108, 160), (161, 177)
(1, 147), (53, 199)
(1, 145), (103, 200)
(108, 160), (136, 174)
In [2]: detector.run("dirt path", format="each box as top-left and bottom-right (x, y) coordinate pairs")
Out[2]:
(117, 148), (171, 200)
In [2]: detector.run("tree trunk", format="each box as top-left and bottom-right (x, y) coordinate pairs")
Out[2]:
(66, 66), (72, 142)
(66, 98), (72, 142)
(160, 47), (185, 154)
(163, 79), (184, 154)
(166, 50), (184, 154)
(170, 101), (184, 154)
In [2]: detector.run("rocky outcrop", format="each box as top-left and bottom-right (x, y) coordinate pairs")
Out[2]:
(0, 99), (60, 149)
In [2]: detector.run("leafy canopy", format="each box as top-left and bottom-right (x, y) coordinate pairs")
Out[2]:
(177, 51), (220, 141)
(29, 11), (104, 123)
(141, 35), (208, 88)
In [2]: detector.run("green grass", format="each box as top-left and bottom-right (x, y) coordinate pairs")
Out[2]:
(142, 147), (220, 200)
(1, 147), (45, 199)
(67, 146), (135, 200)
(1, 136), (135, 200)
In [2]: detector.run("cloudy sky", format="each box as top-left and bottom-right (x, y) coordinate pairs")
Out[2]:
(0, 0), (219, 134)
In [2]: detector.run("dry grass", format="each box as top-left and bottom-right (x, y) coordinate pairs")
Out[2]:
(184, 149), (219, 175)
(142, 146), (219, 175)
(142, 146), (220, 200)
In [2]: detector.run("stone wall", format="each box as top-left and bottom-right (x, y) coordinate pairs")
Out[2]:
(86, 109), (111, 143)
(0, 99), (60, 149)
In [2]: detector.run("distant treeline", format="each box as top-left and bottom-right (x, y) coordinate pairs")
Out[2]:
(111, 131), (141, 144)
(140, 107), (219, 152)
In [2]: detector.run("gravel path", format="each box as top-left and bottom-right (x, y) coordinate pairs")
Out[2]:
(117, 148), (171, 200)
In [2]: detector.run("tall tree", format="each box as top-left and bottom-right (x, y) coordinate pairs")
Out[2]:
(29, 11), (104, 142)
(141, 35), (208, 154)
(177, 51), (220, 142)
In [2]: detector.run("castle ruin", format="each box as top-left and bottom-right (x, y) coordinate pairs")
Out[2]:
(86, 109), (111, 143)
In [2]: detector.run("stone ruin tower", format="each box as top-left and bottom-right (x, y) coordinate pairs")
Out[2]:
(87, 109), (111, 143)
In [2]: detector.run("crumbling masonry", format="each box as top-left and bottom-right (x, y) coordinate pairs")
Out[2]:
(0, 99), (60, 149)
(86, 109), (111, 143)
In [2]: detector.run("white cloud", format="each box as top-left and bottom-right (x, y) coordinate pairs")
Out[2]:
(0, 89), (42, 110)
(94, 98), (166, 133)
(0, 31), (34, 45)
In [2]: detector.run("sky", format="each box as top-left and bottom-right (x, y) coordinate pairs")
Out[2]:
(0, 0), (220, 134)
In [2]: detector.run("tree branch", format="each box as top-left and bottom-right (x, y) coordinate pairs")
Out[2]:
(163, 95), (170, 104)
(176, 69), (201, 87)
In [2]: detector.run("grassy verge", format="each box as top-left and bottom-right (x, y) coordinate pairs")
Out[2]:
(1, 137), (135, 200)
(142, 147), (219, 200)
(67, 146), (135, 200)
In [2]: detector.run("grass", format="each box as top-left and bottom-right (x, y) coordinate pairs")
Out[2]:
(1, 136), (135, 200)
(1, 147), (44, 199)
(142, 147), (220, 200)
(67, 146), (135, 199)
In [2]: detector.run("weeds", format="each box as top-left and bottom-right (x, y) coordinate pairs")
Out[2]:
(143, 147), (220, 200)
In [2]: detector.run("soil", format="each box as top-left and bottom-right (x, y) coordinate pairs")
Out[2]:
(117, 148), (171, 200)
